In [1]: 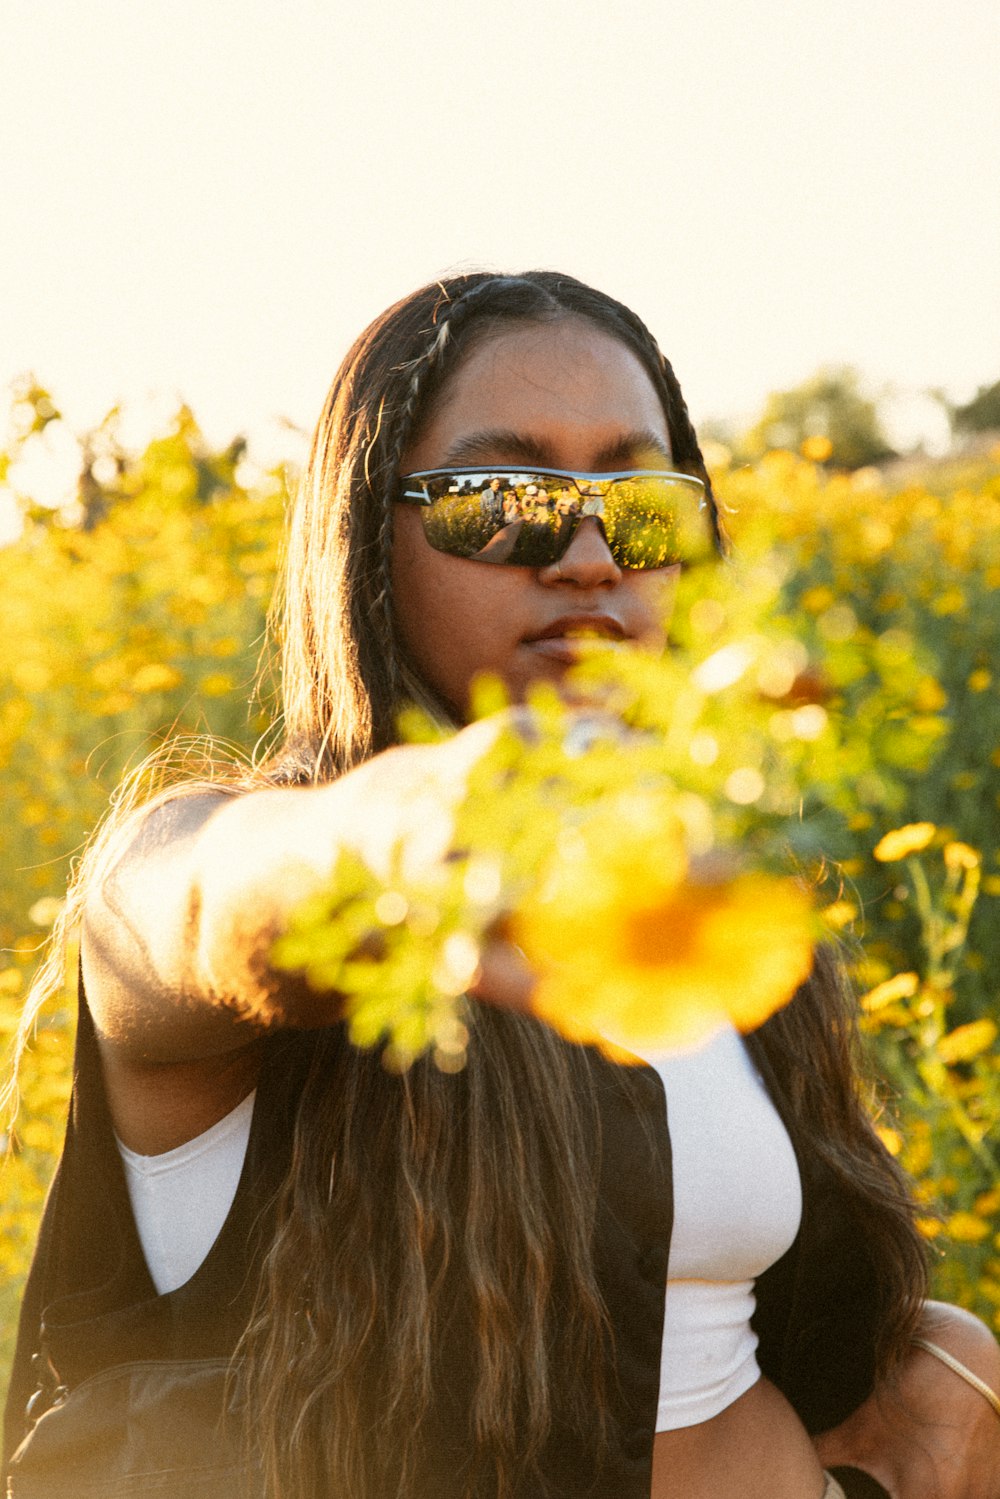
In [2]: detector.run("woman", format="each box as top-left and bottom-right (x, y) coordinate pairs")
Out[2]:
(5, 271), (1000, 1499)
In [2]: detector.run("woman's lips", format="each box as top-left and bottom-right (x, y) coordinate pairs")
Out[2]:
(522, 615), (628, 664)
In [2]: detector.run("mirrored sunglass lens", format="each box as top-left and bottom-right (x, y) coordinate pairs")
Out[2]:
(414, 472), (710, 567)
(603, 476), (710, 568)
(419, 479), (509, 558)
(419, 474), (564, 564)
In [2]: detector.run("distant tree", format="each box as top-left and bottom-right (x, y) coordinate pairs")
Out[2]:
(741, 366), (895, 470)
(2, 383), (249, 532)
(951, 379), (1000, 435)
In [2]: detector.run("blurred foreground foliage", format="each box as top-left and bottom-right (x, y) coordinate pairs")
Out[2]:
(1, 390), (999, 1396)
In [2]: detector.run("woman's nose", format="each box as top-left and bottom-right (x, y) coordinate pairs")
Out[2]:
(538, 517), (622, 587)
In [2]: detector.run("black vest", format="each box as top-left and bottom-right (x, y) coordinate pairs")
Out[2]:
(4, 991), (881, 1497)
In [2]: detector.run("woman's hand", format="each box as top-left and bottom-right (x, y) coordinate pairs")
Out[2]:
(468, 933), (537, 1014)
(814, 1301), (1000, 1498)
(463, 706), (641, 1019)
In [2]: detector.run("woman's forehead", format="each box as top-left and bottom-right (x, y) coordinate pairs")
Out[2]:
(402, 317), (672, 474)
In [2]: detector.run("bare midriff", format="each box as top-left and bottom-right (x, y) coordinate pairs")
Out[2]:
(650, 1376), (827, 1499)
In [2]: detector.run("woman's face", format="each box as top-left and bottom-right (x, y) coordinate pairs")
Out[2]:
(392, 316), (680, 717)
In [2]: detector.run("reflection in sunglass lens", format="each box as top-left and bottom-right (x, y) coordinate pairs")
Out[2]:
(401, 470), (711, 569)
(604, 478), (694, 569)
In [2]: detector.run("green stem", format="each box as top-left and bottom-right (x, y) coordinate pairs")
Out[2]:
(915, 1052), (1000, 1178)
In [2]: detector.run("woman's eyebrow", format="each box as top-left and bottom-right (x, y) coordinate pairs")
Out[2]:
(438, 429), (550, 467)
(438, 427), (674, 469)
(593, 429), (673, 466)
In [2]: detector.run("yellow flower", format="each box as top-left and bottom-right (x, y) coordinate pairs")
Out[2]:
(913, 677), (948, 712)
(11, 660), (51, 692)
(931, 587), (965, 617)
(28, 896), (63, 928)
(514, 814), (814, 1054)
(131, 662), (183, 694)
(198, 671), (234, 697)
(800, 435), (833, 463)
(968, 669), (992, 692)
(874, 1125), (902, 1157)
(904, 1137), (933, 1175)
(915, 1217), (943, 1240)
(800, 585), (835, 614)
(861, 972), (920, 1012)
(946, 1211), (991, 1244)
(943, 841), (980, 873)
(937, 1020), (997, 1065)
(820, 899), (857, 931)
(873, 823), (936, 862)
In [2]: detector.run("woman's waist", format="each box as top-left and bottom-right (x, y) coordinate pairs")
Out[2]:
(651, 1375), (827, 1499)
(656, 1276), (760, 1429)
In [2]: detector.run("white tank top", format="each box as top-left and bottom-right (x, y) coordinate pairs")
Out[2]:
(116, 1025), (801, 1429)
(633, 1023), (802, 1430)
(116, 1090), (256, 1295)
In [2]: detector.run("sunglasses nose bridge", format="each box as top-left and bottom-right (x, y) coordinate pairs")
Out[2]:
(551, 513), (620, 578)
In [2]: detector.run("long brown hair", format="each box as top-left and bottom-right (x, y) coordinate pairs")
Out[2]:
(241, 270), (729, 1497)
(10, 271), (926, 1498)
(244, 271), (927, 1494)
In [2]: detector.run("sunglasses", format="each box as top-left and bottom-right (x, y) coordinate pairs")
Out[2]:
(397, 467), (714, 570)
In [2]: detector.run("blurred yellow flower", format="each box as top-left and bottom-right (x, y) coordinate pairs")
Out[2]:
(937, 1020), (997, 1065)
(873, 823), (937, 861)
(946, 1212), (991, 1244)
(913, 677), (948, 713)
(874, 1125), (902, 1156)
(821, 899), (857, 931)
(800, 585), (835, 614)
(515, 816), (814, 1054)
(968, 669), (992, 692)
(861, 971), (920, 1012)
(932, 587), (965, 616)
(28, 897), (63, 928)
(131, 662), (183, 694)
(11, 660), (51, 693)
(904, 1136), (933, 1176)
(943, 841), (980, 873)
(800, 435), (833, 463)
(198, 671), (234, 697)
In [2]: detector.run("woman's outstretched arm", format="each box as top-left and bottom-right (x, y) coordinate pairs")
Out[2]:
(81, 724), (502, 1149)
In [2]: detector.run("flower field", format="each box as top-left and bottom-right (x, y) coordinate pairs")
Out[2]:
(1, 403), (999, 1393)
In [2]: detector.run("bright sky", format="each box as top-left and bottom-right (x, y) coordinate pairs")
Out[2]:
(2, 0), (998, 463)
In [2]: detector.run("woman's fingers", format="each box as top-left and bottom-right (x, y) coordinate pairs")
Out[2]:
(468, 938), (536, 1015)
